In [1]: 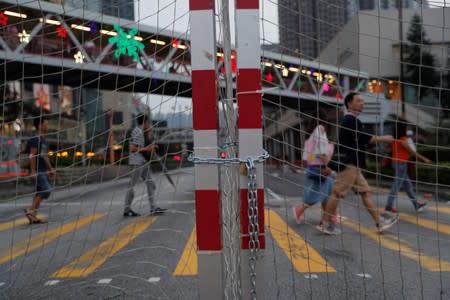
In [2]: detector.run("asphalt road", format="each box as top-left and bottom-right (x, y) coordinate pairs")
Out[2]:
(0, 167), (449, 299)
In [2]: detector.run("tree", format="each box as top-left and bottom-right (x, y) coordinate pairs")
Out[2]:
(404, 14), (437, 102)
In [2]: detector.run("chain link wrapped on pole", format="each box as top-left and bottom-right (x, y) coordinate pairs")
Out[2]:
(188, 150), (269, 166)
(245, 157), (259, 300)
(189, 150), (267, 300)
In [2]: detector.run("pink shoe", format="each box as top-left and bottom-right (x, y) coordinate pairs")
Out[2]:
(330, 214), (346, 224)
(292, 206), (305, 224)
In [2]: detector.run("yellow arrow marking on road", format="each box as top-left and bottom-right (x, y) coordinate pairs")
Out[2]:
(265, 209), (336, 273)
(0, 213), (104, 265)
(173, 227), (197, 276)
(343, 219), (450, 271)
(399, 213), (450, 236)
(0, 214), (47, 232)
(52, 216), (158, 278)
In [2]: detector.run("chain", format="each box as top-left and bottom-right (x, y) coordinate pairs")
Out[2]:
(246, 157), (259, 300)
(188, 149), (269, 165)
(189, 149), (267, 300)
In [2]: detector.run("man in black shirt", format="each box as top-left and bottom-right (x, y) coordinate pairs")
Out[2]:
(318, 92), (397, 235)
(24, 116), (54, 223)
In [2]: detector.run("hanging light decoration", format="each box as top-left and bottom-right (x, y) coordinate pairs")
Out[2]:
(18, 29), (30, 43)
(88, 21), (98, 33)
(56, 25), (68, 38)
(0, 12), (9, 26)
(74, 51), (85, 63)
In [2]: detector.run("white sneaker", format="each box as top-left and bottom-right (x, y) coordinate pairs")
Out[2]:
(317, 222), (342, 235)
(416, 202), (428, 212)
(377, 214), (398, 233)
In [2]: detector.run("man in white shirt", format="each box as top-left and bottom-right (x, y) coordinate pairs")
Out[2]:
(124, 114), (166, 216)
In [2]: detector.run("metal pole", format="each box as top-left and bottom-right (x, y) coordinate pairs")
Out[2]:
(189, 2), (224, 299)
(220, 0), (241, 299)
(235, 1), (265, 299)
(398, 0), (406, 119)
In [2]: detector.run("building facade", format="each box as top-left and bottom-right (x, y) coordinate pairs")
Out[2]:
(63, 0), (135, 20)
(4, 1), (139, 154)
(278, 0), (348, 59)
(347, 0), (427, 19)
(101, 0), (134, 21)
(318, 7), (449, 116)
(349, 0), (423, 11)
(278, 0), (429, 59)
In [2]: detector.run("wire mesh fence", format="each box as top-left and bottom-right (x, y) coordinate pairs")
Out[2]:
(0, 0), (449, 299)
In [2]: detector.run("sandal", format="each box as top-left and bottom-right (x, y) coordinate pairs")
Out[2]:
(25, 213), (44, 224)
(24, 208), (47, 224)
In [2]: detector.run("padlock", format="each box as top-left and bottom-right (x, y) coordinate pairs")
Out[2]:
(239, 163), (248, 176)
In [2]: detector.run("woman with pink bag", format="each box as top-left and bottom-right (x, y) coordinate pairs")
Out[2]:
(292, 113), (339, 224)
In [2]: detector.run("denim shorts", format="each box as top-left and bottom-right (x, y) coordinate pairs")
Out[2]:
(36, 173), (52, 199)
(303, 175), (333, 205)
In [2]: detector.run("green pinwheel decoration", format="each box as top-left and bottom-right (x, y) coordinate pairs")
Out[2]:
(108, 24), (144, 62)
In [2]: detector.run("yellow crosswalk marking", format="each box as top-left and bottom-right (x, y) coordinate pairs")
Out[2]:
(173, 228), (197, 276)
(265, 209), (336, 273)
(52, 216), (158, 278)
(400, 213), (450, 236)
(0, 213), (104, 265)
(173, 210), (336, 276)
(343, 219), (450, 271)
(427, 206), (450, 216)
(0, 214), (47, 232)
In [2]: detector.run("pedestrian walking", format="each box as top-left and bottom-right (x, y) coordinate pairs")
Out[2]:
(292, 111), (337, 224)
(124, 114), (166, 217)
(384, 120), (431, 213)
(25, 116), (54, 224)
(318, 92), (398, 235)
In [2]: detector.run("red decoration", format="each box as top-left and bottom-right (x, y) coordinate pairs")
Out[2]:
(56, 25), (68, 38)
(0, 12), (9, 26)
(265, 72), (273, 83)
(218, 50), (237, 74)
(171, 38), (179, 48)
(231, 50), (236, 73)
(336, 91), (343, 100)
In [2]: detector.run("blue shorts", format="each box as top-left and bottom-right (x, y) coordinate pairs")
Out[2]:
(303, 175), (333, 205)
(36, 173), (52, 199)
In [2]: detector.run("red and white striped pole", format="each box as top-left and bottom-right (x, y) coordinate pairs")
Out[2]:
(235, 1), (265, 299)
(189, 1), (223, 299)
